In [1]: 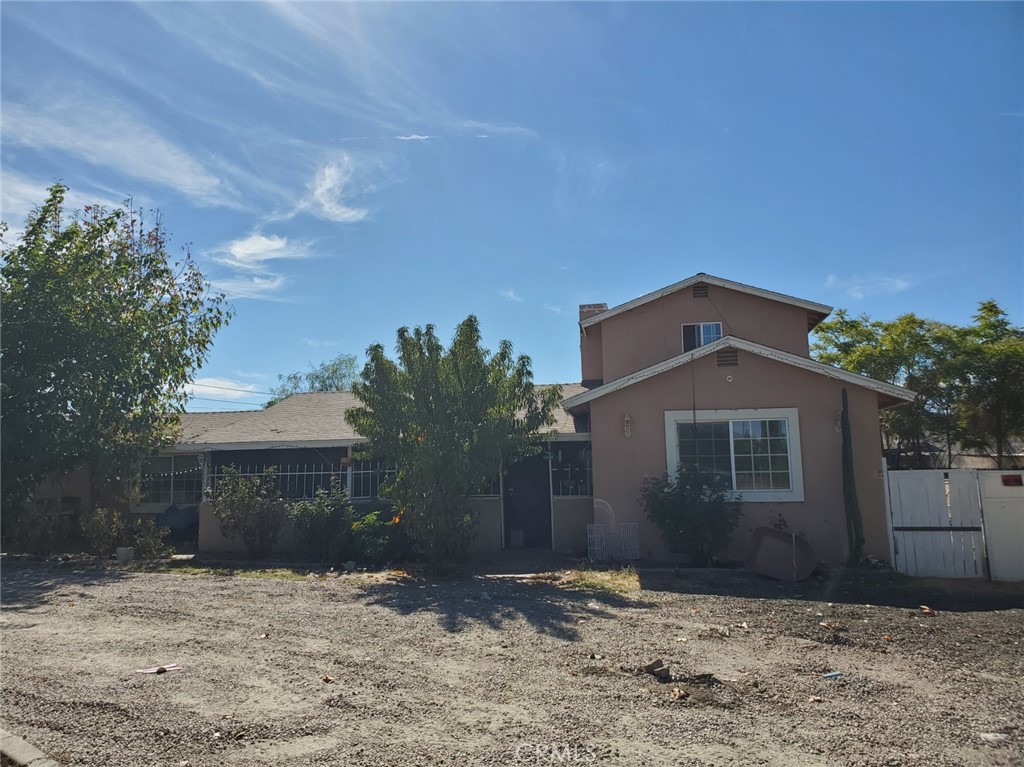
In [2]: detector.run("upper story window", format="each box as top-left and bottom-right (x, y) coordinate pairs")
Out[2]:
(682, 322), (723, 353)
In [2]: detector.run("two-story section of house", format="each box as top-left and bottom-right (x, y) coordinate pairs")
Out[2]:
(564, 273), (915, 564)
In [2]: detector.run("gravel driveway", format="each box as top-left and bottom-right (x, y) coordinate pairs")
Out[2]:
(2, 564), (1022, 767)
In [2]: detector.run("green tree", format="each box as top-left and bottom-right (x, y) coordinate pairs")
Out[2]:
(812, 310), (947, 468)
(813, 303), (1024, 469)
(0, 184), (230, 519)
(265, 353), (358, 407)
(948, 301), (1024, 468)
(345, 316), (561, 562)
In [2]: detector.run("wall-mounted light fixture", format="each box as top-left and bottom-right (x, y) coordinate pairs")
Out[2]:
(623, 412), (632, 438)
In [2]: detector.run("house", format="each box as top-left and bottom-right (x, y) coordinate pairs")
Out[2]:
(561, 273), (914, 563)
(127, 272), (913, 563)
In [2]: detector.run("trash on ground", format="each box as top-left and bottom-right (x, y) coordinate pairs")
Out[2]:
(670, 687), (689, 701)
(979, 733), (1010, 743)
(883, 634), (894, 642)
(819, 621), (847, 631)
(135, 663), (182, 674)
(919, 605), (937, 616)
(641, 659), (672, 682)
(321, 675), (335, 684)
(808, 695), (824, 703)
(822, 671), (843, 679)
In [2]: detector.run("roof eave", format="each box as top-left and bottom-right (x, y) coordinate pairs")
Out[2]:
(579, 273), (833, 329)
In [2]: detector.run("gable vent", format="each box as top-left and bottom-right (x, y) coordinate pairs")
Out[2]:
(717, 349), (739, 367)
(692, 284), (709, 298)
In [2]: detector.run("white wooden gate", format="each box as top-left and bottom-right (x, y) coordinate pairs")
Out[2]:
(886, 467), (1024, 581)
(886, 469), (985, 578)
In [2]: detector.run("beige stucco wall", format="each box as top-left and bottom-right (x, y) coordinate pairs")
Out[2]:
(598, 285), (813, 382)
(580, 323), (604, 384)
(553, 496), (594, 554)
(588, 349), (888, 564)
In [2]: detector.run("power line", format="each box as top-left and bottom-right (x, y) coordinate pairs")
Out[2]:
(186, 383), (274, 396)
(188, 396), (267, 406)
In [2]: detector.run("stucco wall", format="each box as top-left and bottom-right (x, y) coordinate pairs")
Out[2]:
(588, 349), (888, 564)
(598, 285), (813, 382)
(552, 497), (594, 554)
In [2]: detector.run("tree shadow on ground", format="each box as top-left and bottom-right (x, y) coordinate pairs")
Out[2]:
(0, 562), (130, 614)
(637, 566), (1024, 613)
(355, 574), (655, 641)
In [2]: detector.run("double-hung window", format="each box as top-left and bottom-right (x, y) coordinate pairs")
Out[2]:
(664, 408), (804, 502)
(682, 322), (723, 352)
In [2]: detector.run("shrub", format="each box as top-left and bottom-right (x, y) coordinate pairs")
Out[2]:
(289, 479), (403, 564)
(210, 467), (288, 559)
(81, 508), (172, 559)
(289, 477), (354, 562)
(128, 517), (172, 559)
(81, 507), (127, 556)
(639, 468), (742, 566)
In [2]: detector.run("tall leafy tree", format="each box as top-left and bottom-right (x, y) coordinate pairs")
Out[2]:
(813, 304), (1024, 469)
(345, 316), (561, 562)
(812, 311), (945, 467)
(0, 184), (230, 516)
(265, 353), (358, 407)
(948, 301), (1024, 468)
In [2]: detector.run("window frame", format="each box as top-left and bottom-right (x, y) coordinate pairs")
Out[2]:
(681, 321), (723, 353)
(664, 408), (804, 502)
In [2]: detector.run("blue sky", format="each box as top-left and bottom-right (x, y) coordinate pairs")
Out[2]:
(2, 2), (1021, 411)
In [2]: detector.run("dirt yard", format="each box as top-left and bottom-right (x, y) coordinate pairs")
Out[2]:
(1, 563), (1022, 767)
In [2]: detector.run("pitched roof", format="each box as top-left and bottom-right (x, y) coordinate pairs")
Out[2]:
(174, 386), (589, 451)
(175, 392), (363, 450)
(561, 336), (916, 410)
(579, 273), (833, 330)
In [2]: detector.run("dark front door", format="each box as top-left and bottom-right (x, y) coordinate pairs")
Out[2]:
(503, 454), (552, 549)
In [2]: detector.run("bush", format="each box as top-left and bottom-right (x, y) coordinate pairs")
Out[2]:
(289, 479), (402, 564)
(639, 468), (742, 566)
(128, 517), (172, 559)
(81, 508), (172, 558)
(210, 467), (288, 559)
(81, 507), (127, 556)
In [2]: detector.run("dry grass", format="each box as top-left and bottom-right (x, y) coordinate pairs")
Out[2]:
(530, 566), (641, 596)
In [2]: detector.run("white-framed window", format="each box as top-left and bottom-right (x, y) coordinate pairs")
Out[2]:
(682, 322), (723, 353)
(664, 408), (804, 502)
(140, 455), (204, 505)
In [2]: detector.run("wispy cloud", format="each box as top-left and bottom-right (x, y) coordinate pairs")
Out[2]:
(235, 370), (269, 380)
(544, 304), (563, 314)
(824, 273), (914, 301)
(396, 134), (431, 141)
(295, 156), (371, 223)
(500, 288), (523, 302)
(210, 233), (313, 271)
(303, 339), (338, 348)
(206, 232), (314, 301)
(187, 377), (264, 400)
(210, 273), (288, 301)
(2, 98), (238, 208)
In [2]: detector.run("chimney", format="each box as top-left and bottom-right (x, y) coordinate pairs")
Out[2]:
(579, 304), (607, 388)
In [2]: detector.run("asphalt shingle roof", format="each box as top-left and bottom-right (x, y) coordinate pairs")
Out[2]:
(175, 386), (587, 449)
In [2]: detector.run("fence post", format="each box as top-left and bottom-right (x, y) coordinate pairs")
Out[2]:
(974, 470), (992, 581)
(881, 457), (896, 569)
